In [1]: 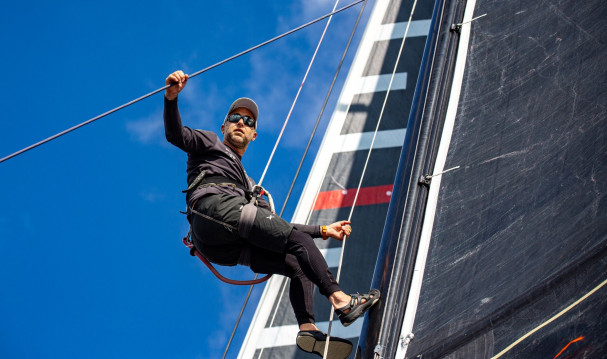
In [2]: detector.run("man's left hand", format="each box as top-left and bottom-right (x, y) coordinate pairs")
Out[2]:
(325, 220), (352, 241)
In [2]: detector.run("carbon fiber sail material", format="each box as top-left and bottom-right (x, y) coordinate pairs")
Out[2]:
(358, 0), (607, 358)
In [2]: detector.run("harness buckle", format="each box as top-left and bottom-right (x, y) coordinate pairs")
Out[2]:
(251, 185), (263, 198)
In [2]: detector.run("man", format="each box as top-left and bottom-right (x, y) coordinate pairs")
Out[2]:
(163, 70), (379, 359)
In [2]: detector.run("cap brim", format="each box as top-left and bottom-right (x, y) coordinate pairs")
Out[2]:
(227, 98), (259, 121)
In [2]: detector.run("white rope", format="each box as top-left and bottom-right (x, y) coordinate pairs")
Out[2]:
(491, 277), (607, 359)
(257, 0), (341, 188)
(249, 3), (340, 358)
(371, 3), (420, 354)
(256, 277), (290, 359)
(323, 0), (420, 356)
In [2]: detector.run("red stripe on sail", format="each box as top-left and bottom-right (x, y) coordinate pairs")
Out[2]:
(313, 184), (394, 211)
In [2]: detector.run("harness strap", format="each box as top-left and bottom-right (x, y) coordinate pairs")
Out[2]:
(199, 176), (252, 195)
(238, 197), (258, 238)
(181, 173), (275, 285)
(183, 172), (253, 198)
(183, 170), (208, 193)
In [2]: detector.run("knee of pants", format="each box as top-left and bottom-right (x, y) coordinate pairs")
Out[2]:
(285, 253), (304, 279)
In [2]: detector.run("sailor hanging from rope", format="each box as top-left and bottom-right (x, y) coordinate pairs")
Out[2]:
(164, 71), (380, 358)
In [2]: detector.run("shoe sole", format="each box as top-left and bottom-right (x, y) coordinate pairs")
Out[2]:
(296, 335), (352, 359)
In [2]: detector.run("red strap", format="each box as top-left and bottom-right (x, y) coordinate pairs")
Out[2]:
(183, 237), (272, 285)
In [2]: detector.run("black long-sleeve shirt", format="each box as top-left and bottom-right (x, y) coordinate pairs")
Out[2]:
(163, 96), (321, 237)
(164, 97), (258, 205)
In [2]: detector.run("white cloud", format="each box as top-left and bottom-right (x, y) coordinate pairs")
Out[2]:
(125, 110), (165, 144)
(139, 188), (166, 203)
(242, 15), (348, 151)
(125, 79), (227, 144)
(126, 0), (355, 153)
(302, 0), (341, 17)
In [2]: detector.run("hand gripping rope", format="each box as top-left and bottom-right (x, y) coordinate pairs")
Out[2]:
(0, 0), (364, 165)
(252, 0), (372, 358)
(311, 1), (420, 358)
(227, 1), (369, 358)
(184, 0), (359, 290)
(0, 2), (367, 358)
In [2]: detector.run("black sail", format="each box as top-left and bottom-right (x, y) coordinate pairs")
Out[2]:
(359, 0), (607, 358)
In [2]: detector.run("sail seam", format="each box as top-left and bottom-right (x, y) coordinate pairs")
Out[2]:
(352, 72), (408, 94)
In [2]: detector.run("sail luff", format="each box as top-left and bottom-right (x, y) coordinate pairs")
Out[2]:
(356, 0), (466, 356)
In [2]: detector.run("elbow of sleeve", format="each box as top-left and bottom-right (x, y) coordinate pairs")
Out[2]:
(164, 132), (174, 143)
(164, 133), (180, 147)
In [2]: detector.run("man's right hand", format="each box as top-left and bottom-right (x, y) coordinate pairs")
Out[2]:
(165, 70), (189, 100)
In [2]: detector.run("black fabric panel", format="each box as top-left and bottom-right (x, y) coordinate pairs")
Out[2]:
(340, 90), (411, 134)
(383, 0), (436, 24)
(318, 147), (403, 191)
(502, 278), (607, 358)
(341, 36), (427, 135)
(361, 37), (427, 77)
(408, 0), (607, 357)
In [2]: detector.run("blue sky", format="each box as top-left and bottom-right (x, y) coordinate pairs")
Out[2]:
(0, 1), (369, 358)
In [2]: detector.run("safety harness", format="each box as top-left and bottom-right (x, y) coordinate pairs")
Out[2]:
(181, 170), (274, 285)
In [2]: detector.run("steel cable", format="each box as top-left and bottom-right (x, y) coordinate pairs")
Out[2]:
(322, 1), (420, 357)
(219, 1), (367, 358)
(0, 0), (364, 165)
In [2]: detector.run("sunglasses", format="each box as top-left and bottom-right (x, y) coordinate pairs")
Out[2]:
(226, 113), (256, 128)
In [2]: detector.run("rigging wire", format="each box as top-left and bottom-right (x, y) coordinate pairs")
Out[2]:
(222, 281), (257, 359)
(0, 0), (364, 165)
(258, 2), (369, 358)
(278, 0), (367, 219)
(321, 1), (420, 356)
(220, 0), (369, 357)
(371, 2), (420, 355)
(256, 0), (337, 187)
(255, 0), (344, 351)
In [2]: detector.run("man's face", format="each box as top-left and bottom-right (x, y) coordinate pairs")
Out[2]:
(221, 107), (257, 154)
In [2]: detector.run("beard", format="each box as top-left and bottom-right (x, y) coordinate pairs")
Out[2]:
(225, 131), (250, 149)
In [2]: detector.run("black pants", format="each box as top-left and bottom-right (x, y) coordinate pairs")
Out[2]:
(190, 193), (341, 325)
